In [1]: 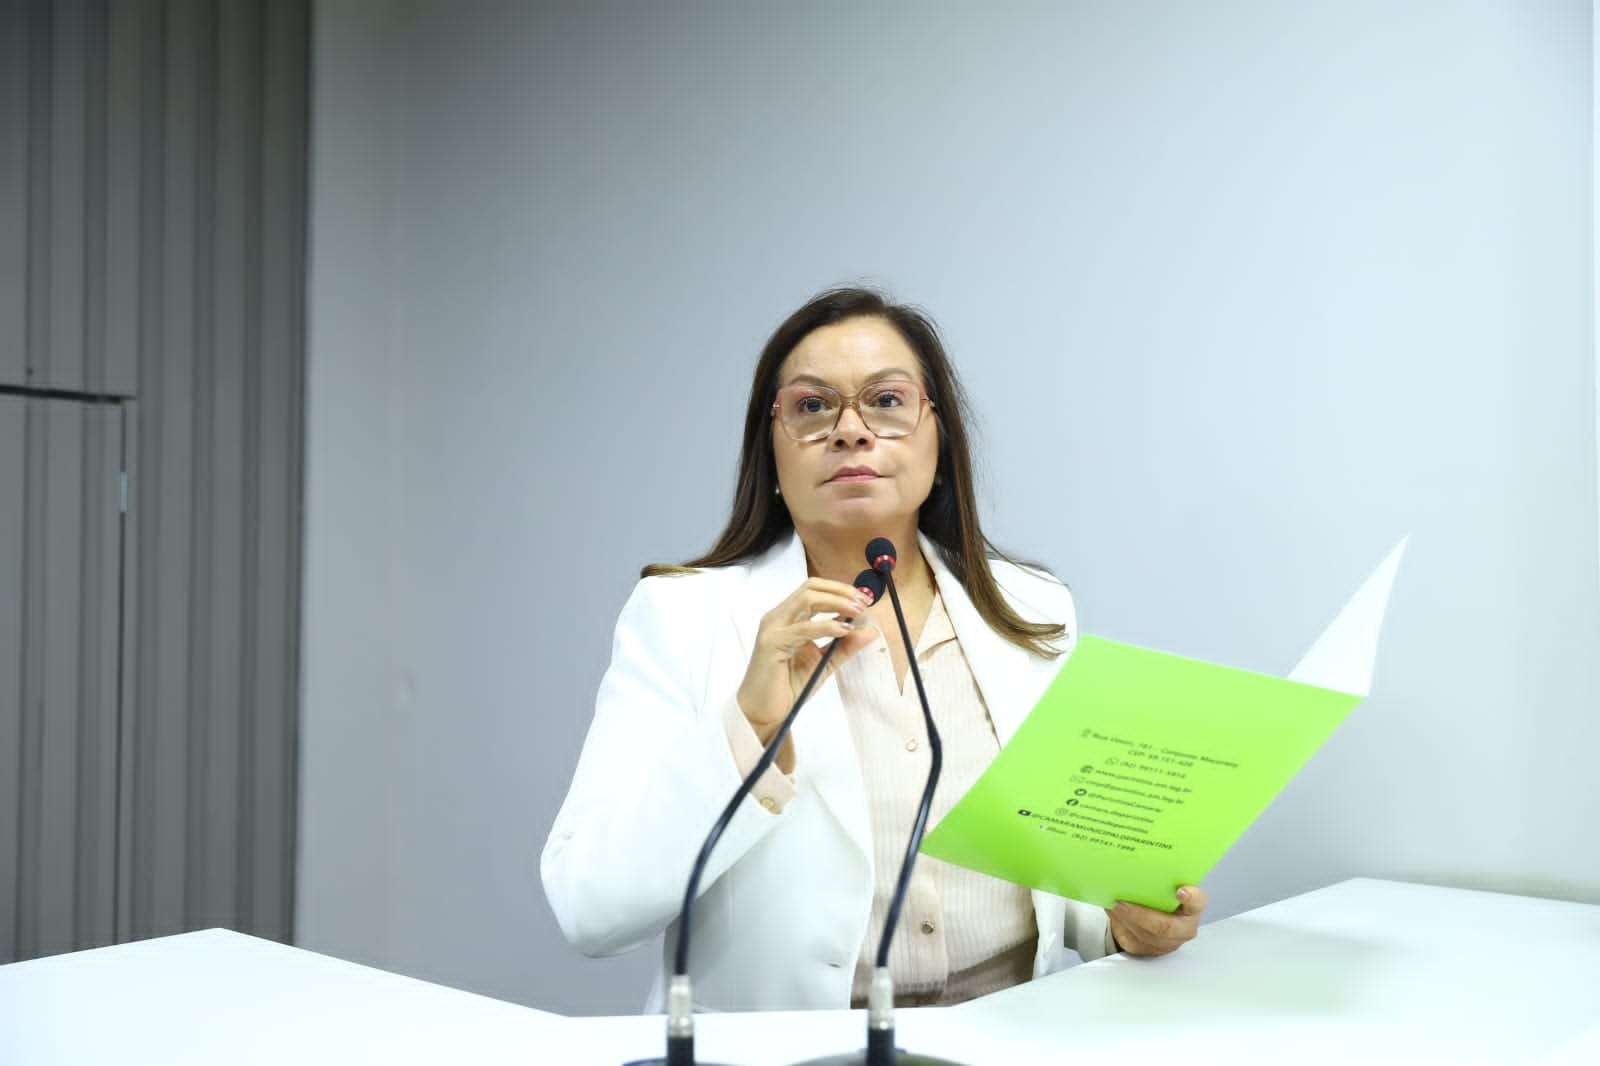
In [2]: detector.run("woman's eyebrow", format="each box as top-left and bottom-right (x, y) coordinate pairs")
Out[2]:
(782, 367), (919, 388)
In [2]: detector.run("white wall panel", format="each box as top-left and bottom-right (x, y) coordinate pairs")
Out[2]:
(306, 0), (1599, 1016)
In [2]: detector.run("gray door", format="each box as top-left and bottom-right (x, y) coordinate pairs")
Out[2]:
(0, 394), (124, 960)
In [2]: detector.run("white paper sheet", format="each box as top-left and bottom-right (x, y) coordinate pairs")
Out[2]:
(1287, 537), (1409, 697)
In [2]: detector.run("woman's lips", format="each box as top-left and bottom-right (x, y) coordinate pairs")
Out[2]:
(829, 472), (879, 483)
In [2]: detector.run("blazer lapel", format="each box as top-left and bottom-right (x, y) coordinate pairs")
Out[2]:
(922, 535), (1058, 747)
(731, 534), (809, 657)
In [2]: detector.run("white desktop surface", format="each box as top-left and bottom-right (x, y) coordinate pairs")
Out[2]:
(931, 877), (1599, 1065)
(0, 925), (568, 1064)
(1, 879), (1596, 1065)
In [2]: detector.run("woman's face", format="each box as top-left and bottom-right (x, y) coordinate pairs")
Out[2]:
(771, 316), (940, 542)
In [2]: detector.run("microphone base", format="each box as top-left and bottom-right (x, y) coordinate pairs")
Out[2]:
(790, 969), (968, 1065)
(624, 1034), (738, 1066)
(788, 1053), (968, 1065)
(794, 1030), (966, 1066)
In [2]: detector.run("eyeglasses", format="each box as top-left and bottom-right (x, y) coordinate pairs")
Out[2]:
(771, 380), (935, 442)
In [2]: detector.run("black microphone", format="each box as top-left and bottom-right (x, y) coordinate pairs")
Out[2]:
(791, 539), (966, 1066)
(866, 537), (896, 577)
(626, 568), (887, 1066)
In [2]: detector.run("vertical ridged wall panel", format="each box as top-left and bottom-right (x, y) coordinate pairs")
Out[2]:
(103, 0), (142, 393)
(114, 400), (138, 945)
(0, 2), (26, 386)
(0, 0), (307, 961)
(11, 0), (132, 396)
(0, 398), (121, 961)
(120, 0), (307, 947)
(0, 397), (25, 959)
(249, 0), (307, 935)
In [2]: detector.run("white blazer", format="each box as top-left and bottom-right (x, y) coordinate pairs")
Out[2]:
(540, 533), (1112, 1012)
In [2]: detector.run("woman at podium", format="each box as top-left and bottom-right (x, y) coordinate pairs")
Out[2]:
(541, 287), (1205, 1012)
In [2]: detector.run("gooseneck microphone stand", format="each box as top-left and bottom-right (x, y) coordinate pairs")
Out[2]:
(791, 539), (968, 1066)
(625, 568), (887, 1066)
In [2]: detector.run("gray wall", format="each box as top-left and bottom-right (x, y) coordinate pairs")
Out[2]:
(303, 0), (1599, 1015)
(298, 0), (405, 969)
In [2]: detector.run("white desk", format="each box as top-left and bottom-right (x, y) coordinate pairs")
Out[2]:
(0, 925), (570, 1064)
(2, 879), (1596, 1065)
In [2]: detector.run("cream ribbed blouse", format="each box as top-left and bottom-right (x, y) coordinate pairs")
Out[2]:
(725, 587), (1037, 1008)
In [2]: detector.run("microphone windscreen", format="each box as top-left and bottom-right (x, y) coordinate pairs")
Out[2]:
(853, 568), (886, 606)
(865, 537), (898, 573)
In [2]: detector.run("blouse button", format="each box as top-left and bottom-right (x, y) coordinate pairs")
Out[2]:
(920, 919), (936, 935)
(905, 738), (919, 752)
(759, 797), (777, 812)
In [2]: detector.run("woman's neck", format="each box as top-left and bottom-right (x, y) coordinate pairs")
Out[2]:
(797, 522), (930, 590)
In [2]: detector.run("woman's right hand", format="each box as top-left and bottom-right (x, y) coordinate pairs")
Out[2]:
(736, 577), (880, 747)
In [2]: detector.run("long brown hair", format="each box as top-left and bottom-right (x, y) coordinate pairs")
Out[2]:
(643, 287), (1065, 657)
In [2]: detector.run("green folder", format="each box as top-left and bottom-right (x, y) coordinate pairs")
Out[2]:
(920, 539), (1406, 913)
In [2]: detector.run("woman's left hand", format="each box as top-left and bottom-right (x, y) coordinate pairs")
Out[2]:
(1106, 885), (1207, 957)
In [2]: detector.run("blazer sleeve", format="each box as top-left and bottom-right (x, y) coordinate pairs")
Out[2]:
(1066, 899), (1116, 962)
(540, 574), (786, 958)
